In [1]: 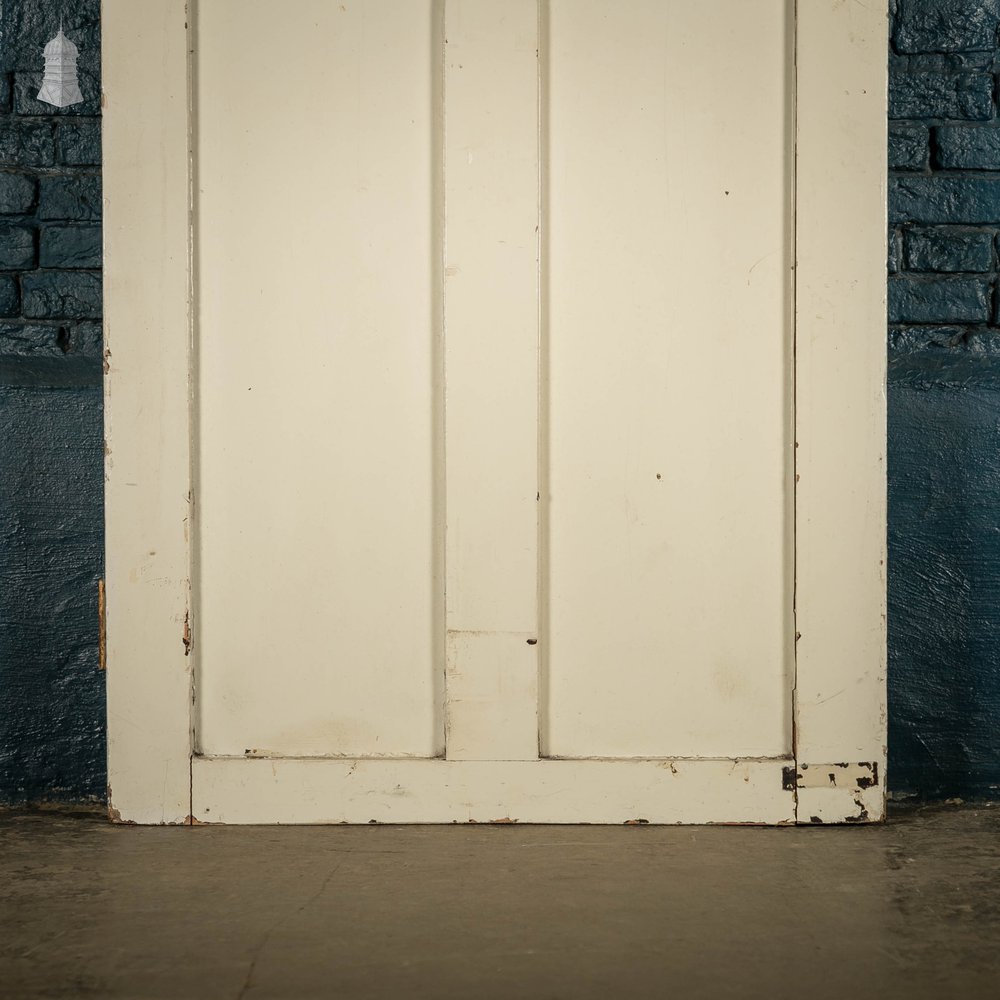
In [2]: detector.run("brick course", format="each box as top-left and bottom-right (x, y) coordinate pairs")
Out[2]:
(890, 5), (1000, 334)
(0, 1), (102, 381)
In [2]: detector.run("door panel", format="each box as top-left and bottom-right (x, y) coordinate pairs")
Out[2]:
(195, 0), (442, 757)
(544, 0), (794, 757)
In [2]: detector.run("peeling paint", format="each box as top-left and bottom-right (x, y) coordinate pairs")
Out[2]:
(856, 763), (880, 789)
(107, 803), (135, 825)
(845, 795), (871, 824)
(788, 762), (880, 790)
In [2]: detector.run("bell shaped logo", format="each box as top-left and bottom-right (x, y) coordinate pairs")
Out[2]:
(37, 27), (84, 108)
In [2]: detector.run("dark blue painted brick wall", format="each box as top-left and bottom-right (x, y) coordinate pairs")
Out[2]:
(889, 0), (1000, 798)
(0, 0), (104, 803)
(2, 1), (1000, 804)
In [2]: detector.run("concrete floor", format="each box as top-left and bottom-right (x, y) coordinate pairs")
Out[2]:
(2, 803), (999, 999)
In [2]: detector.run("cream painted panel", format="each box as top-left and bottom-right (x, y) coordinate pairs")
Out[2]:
(195, 0), (442, 757)
(545, 0), (794, 758)
(442, 0), (541, 761)
(443, 0), (539, 636)
(192, 756), (795, 825)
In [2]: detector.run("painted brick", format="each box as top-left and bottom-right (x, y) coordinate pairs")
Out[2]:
(897, 51), (996, 72)
(37, 175), (101, 221)
(0, 171), (35, 214)
(891, 176), (1000, 224)
(0, 1), (105, 804)
(889, 230), (902, 274)
(58, 122), (100, 166)
(0, 2), (101, 72)
(0, 322), (66, 356)
(889, 124), (930, 170)
(888, 276), (992, 323)
(888, 325), (1000, 354)
(21, 271), (101, 320)
(889, 72), (993, 120)
(890, 325), (968, 354)
(0, 320), (99, 359)
(0, 275), (18, 317)
(893, 0), (1000, 54)
(0, 224), (35, 269)
(0, 120), (54, 167)
(39, 226), (101, 269)
(904, 227), (995, 272)
(0, 385), (105, 802)
(889, 380), (1000, 798)
(70, 321), (101, 357)
(935, 125), (1000, 169)
(13, 71), (101, 118)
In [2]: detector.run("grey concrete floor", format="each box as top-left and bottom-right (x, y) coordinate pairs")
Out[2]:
(2, 803), (999, 999)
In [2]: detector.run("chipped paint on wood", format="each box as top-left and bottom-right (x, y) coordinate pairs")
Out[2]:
(107, 803), (136, 825)
(788, 762), (879, 790)
(796, 781), (886, 825)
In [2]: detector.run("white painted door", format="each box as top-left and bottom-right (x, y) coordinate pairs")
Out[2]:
(103, 0), (888, 824)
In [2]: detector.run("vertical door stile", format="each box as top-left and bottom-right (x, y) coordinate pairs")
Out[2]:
(104, 0), (193, 826)
(793, 0), (888, 823)
(443, 1), (541, 762)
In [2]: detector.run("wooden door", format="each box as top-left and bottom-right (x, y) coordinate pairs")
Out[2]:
(103, 0), (887, 824)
